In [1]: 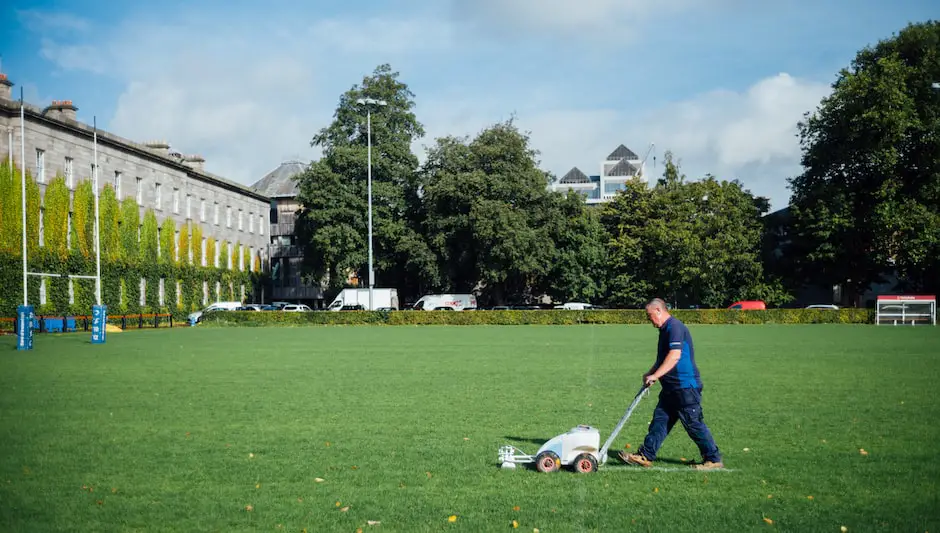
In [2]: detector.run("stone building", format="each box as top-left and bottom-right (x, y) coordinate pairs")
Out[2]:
(0, 71), (270, 305)
(250, 160), (325, 308)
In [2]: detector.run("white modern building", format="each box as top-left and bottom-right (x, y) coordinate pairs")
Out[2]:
(552, 144), (654, 204)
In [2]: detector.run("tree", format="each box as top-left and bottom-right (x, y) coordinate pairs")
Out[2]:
(542, 191), (609, 303)
(45, 177), (71, 259)
(71, 180), (95, 257)
(160, 217), (176, 264)
(295, 64), (434, 297)
(192, 224), (203, 267)
(601, 153), (785, 308)
(206, 237), (217, 269)
(178, 223), (190, 266)
(119, 198), (139, 260)
(99, 185), (121, 262)
(788, 20), (940, 301)
(139, 210), (159, 265)
(419, 120), (559, 304)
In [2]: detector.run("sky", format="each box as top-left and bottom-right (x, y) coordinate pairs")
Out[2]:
(0, 0), (936, 211)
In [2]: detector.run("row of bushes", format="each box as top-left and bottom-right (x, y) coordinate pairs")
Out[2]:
(199, 307), (876, 327)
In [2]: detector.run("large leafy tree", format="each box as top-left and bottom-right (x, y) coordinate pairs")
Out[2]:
(601, 153), (784, 308)
(419, 120), (562, 304)
(295, 64), (435, 297)
(788, 20), (940, 300)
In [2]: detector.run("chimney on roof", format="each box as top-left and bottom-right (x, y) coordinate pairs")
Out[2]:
(0, 73), (12, 101)
(145, 141), (170, 156)
(183, 154), (206, 171)
(44, 100), (79, 122)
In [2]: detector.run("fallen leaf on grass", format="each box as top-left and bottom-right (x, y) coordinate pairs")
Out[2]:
(351, 465), (358, 470)
(512, 520), (519, 528)
(297, 498), (303, 503)
(767, 495), (773, 499)
(624, 443), (631, 449)
(314, 478), (324, 483)
(743, 448), (750, 452)
(340, 506), (349, 512)
(96, 500), (103, 505)
(245, 505), (253, 512)
(533, 529), (540, 533)
(367, 520), (381, 526)
(653, 487), (659, 493)
(111, 488), (117, 494)
(807, 496), (814, 500)
(255, 483), (261, 489)
(426, 472), (432, 479)
(680, 457), (688, 463)
(325, 441), (331, 447)
(248, 453), (254, 458)
(859, 449), (868, 456)
(448, 515), (457, 523)
(513, 506), (520, 512)
(335, 501), (341, 507)
(763, 517), (773, 525)
(840, 527), (847, 532)
(463, 437), (470, 441)
(356, 529), (362, 533)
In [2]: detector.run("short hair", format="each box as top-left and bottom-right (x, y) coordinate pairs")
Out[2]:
(645, 298), (667, 311)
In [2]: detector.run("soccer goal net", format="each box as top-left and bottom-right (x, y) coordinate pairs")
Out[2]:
(875, 295), (936, 326)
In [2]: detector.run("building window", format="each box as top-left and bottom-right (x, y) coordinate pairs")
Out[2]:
(65, 156), (72, 188)
(214, 202), (219, 225)
(136, 177), (143, 204)
(249, 212), (254, 233)
(186, 194), (192, 219)
(39, 208), (44, 247)
(201, 237), (207, 267)
(238, 209), (243, 231)
(200, 198), (206, 222)
(36, 149), (46, 183)
(226, 206), (232, 228)
(173, 188), (180, 213)
(174, 230), (180, 262)
(114, 171), (122, 197)
(155, 182), (162, 209)
(259, 215), (264, 236)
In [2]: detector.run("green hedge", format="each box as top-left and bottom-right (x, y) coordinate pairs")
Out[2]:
(199, 308), (875, 327)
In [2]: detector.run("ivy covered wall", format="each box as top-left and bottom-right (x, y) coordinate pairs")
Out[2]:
(0, 158), (261, 318)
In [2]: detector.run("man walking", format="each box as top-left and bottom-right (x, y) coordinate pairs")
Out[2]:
(620, 298), (724, 470)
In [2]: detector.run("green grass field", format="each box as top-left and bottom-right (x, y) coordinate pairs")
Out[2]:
(1, 325), (938, 532)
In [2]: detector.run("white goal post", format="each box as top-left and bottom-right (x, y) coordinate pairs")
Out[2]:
(875, 295), (936, 326)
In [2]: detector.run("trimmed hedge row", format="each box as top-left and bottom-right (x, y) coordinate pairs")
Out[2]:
(199, 308), (875, 327)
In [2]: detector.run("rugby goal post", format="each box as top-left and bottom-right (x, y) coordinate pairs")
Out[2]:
(875, 295), (936, 326)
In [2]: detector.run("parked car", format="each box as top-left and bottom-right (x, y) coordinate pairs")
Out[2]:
(806, 304), (839, 310)
(282, 304), (312, 312)
(728, 300), (766, 310)
(188, 301), (243, 325)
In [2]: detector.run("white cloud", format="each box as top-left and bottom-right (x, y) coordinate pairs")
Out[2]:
(25, 7), (830, 210)
(415, 73), (831, 210)
(16, 9), (91, 33)
(452, 0), (716, 34)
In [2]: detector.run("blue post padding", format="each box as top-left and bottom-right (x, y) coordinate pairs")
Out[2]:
(16, 305), (34, 351)
(91, 305), (107, 344)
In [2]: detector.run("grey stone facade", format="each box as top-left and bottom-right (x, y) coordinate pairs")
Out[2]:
(0, 73), (270, 272)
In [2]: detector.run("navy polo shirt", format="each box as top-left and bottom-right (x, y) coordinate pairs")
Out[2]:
(656, 316), (701, 391)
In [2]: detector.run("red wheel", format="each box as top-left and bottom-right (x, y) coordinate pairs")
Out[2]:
(536, 451), (560, 473)
(573, 453), (598, 473)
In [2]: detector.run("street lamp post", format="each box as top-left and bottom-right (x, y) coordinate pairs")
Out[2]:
(355, 97), (387, 311)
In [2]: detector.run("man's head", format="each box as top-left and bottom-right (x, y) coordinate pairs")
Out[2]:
(645, 298), (671, 328)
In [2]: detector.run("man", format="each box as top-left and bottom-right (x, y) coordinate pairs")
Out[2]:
(619, 298), (724, 470)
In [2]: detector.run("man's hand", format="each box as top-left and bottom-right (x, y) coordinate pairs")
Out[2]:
(643, 373), (657, 387)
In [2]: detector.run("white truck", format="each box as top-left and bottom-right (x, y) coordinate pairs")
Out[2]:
(412, 293), (477, 311)
(327, 288), (399, 311)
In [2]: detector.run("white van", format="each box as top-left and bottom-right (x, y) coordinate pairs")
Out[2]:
(188, 301), (242, 325)
(553, 302), (595, 310)
(412, 294), (477, 311)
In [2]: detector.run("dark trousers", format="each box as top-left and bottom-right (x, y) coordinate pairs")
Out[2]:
(638, 387), (722, 463)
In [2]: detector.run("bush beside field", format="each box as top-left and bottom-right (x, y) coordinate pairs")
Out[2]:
(198, 307), (875, 327)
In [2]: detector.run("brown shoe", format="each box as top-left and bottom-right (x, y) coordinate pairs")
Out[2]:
(691, 460), (724, 470)
(618, 451), (653, 468)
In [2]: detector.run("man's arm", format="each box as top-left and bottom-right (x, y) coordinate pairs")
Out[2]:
(645, 349), (681, 386)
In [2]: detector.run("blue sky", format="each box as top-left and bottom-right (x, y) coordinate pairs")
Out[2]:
(1, 0), (936, 210)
